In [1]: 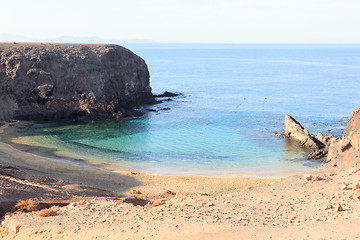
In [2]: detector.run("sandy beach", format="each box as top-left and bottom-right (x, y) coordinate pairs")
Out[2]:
(1, 121), (360, 239)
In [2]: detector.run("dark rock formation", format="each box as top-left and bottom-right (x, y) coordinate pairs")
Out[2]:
(0, 43), (152, 121)
(149, 91), (183, 105)
(153, 91), (182, 98)
(282, 115), (325, 150)
(281, 108), (360, 162)
(281, 114), (336, 160)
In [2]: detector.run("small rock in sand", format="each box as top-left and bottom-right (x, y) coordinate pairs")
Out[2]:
(163, 190), (176, 195)
(337, 204), (344, 212)
(324, 204), (334, 210)
(304, 174), (313, 181)
(129, 189), (141, 194)
(303, 174), (319, 181)
(354, 183), (360, 190)
(68, 202), (77, 208)
(312, 176), (319, 181)
(348, 168), (357, 174)
(152, 200), (166, 207)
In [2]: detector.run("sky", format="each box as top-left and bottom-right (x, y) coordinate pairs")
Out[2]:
(1, 0), (360, 43)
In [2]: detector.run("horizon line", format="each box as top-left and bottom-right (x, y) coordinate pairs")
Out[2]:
(1, 41), (360, 45)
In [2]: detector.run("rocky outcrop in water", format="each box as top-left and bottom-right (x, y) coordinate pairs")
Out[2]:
(282, 115), (324, 149)
(0, 43), (152, 121)
(282, 111), (360, 162)
(282, 114), (338, 160)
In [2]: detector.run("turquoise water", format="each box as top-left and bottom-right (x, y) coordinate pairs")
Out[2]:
(9, 44), (360, 176)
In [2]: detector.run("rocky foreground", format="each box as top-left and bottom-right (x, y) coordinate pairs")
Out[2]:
(0, 154), (360, 239)
(0, 43), (153, 121)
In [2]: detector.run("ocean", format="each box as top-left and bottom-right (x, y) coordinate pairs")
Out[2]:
(6, 44), (360, 176)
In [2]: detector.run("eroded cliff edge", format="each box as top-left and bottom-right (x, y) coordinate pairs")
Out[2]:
(0, 43), (152, 121)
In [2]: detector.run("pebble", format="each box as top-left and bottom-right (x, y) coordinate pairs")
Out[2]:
(152, 200), (166, 207)
(129, 189), (141, 194)
(163, 190), (176, 195)
(348, 168), (357, 174)
(304, 174), (313, 181)
(336, 204), (344, 212)
(324, 204), (334, 210)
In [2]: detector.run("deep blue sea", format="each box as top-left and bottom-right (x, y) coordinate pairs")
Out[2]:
(8, 44), (360, 176)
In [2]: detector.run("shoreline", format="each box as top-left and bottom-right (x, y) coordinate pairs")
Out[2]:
(0, 121), (322, 179)
(0, 122), (278, 195)
(1, 121), (360, 239)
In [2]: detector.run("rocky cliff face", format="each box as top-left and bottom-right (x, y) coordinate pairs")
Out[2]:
(282, 115), (324, 149)
(282, 114), (333, 160)
(344, 106), (360, 150)
(0, 43), (152, 121)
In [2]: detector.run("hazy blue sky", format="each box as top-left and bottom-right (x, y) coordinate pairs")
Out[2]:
(1, 0), (359, 43)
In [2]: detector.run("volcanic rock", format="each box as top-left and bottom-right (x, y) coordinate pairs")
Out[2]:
(282, 115), (325, 149)
(0, 43), (152, 121)
(344, 106), (360, 150)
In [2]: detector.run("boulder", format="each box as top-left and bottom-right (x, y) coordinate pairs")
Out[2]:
(326, 137), (352, 162)
(0, 43), (152, 121)
(30, 84), (54, 104)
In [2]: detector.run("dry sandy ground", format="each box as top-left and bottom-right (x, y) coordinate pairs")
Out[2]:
(1, 124), (360, 239)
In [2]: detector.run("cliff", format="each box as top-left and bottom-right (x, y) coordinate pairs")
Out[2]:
(344, 106), (360, 150)
(0, 43), (152, 121)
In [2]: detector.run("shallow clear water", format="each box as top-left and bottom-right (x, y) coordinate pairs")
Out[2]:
(7, 44), (360, 176)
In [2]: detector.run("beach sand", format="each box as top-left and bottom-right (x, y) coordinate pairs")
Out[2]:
(1, 123), (360, 239)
